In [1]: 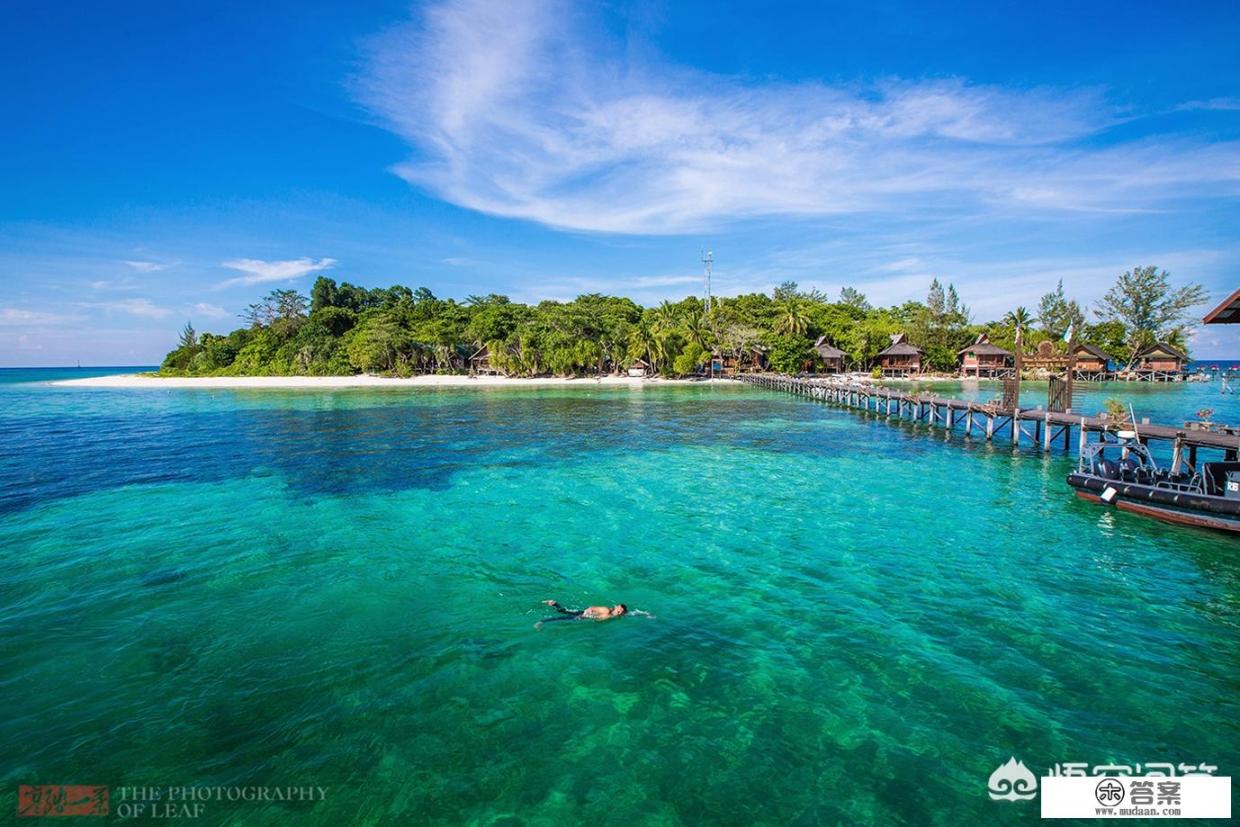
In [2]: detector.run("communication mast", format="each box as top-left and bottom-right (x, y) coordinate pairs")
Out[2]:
(701, 250), (713, 313)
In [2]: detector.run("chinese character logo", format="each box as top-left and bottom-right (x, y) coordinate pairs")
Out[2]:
(17, 785), (109, 817)
(988, 757), (1038, 801)
(1095, 778), (1125, 806)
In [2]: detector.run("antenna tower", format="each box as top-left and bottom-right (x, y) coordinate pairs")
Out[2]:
(701, 250), (713, 313)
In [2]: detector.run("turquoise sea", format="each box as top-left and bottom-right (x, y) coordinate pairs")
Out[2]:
(1, 368), (1237, 824)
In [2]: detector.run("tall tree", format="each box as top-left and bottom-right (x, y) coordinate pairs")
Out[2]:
(1036, 279), (1084, 342)
(1095, 266), (1207, 367)
(310, 277), (339, 314)
(178, 322), (198, 350)
(926, 279), (946, 318)
(271, 289), (309, 321)
(838, 287), (870, 312)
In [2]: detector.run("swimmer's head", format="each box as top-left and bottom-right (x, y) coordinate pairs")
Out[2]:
(614, 604), (628, 616)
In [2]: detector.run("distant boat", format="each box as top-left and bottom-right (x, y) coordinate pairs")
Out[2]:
(1067, 432), (1240, 533)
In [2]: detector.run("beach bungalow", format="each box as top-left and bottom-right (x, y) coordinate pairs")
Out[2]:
(813, 337), (846, 373)
(709, 346), (769, 376)
(1133, 342), (1188, 378)
(627, 358), (650, 378)
(956, 334), (1014, 378)
(468, 345), (498, 375)
(877, 333), (922, 377)
(1071, 343), (1114, 380)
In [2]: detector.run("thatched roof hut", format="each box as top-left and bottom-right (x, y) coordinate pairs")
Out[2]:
(957, 333), (1013, 377)
(1134, 342), (1188, 372)
(813, 336), (846, 372)
(877, 333), (922, 376)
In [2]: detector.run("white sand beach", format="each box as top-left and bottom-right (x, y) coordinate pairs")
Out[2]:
(54, 373), (726, 389)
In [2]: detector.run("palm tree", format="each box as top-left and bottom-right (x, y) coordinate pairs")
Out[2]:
(775, 299), (808, 336)
(652, 301), (680, 336)
(1002, 306), (1032, 332)
(629, 322), (658, 372)
(682, 312), (710, 350)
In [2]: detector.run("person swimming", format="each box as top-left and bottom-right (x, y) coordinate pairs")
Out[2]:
(535, 599), (628, 630)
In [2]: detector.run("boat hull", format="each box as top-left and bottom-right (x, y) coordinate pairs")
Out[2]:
(1066, 473), (1240, 534)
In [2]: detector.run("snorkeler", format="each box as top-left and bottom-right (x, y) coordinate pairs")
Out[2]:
(534, 599), (650, 629)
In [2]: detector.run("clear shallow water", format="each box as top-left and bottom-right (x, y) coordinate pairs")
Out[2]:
(1, 370), (1238, 824)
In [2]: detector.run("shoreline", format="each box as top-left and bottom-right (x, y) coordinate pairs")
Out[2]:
(52, 373), (731, 389)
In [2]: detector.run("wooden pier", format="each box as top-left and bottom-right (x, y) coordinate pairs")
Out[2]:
(737, 373), (1240, 466)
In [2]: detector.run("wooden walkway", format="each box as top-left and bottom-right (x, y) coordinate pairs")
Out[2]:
(737, 373), (1240, 465)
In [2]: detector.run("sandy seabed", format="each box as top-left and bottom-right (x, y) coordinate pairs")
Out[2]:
(53, 373), (727, 389)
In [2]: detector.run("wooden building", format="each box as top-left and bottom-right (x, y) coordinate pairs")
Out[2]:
(957, 334), (1014, 378)
(710, 346), (769, 376)
(877, 333), (922, 377)
(1071, 343), (1114, 380)
(813, 337), (846, 373)
(1132, 343), (1188, 378)
(1203, 287), (1240, 324)
(627, 358), (650, 378)
(469, 345), (498, 375)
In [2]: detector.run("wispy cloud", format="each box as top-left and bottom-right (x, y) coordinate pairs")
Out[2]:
(512, 271), (707, 303)
(218, 257), (337, 288)
(92, 298), (173, 319)
(122, 259), (169, 272)
(1175, 97), (1240, 113)
(360, 0), (1240, 234)
(0, 308), (79, 326)
(193, 302), (230, 319)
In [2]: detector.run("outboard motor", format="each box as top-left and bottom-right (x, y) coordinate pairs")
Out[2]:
(1097, 458), (1120, 479)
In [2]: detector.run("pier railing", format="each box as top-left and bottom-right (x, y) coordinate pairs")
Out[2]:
(736, 373), (1239, 467)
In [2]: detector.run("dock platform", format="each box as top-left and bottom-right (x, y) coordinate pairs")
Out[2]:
(737, 373), (1239, 466)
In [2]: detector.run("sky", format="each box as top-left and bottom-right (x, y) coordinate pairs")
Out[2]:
(2, 0), (1239, 365)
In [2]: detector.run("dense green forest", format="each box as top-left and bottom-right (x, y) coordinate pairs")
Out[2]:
(160, 266), (1206, 377)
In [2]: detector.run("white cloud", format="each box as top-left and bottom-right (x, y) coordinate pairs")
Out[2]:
(218, 257), (337, 288)
(1175, 97), (1240, 113)
(95, 298), (173, 319)
(122, 260), (168, 272)
(193, 302), (230, 319)
(360, 0), (1240, 234)
(0, 308), (77, 326)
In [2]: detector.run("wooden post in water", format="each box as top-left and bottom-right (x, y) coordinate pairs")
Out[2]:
(986, 414), (994, 440)
(1011, 410), (1021, 446)
(1043, 412), (1052, 453)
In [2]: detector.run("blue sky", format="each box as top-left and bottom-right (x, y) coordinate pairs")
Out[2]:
(2, 0), (1239, 365)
